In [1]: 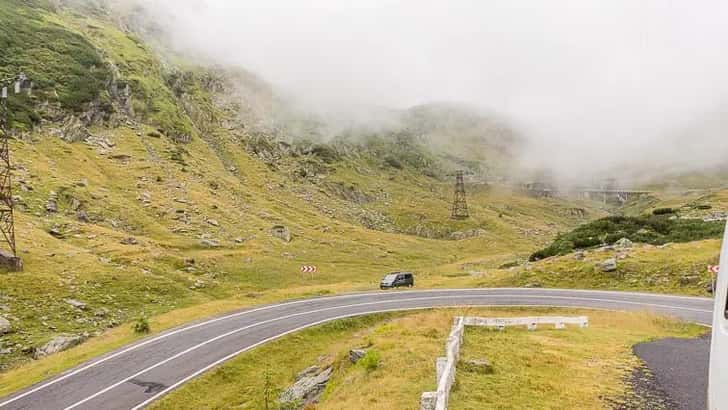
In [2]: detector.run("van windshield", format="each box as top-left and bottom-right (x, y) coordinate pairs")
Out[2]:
(383, 274), (398, 281)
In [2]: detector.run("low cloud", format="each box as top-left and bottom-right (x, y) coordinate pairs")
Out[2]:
(116, 0), (728, 185)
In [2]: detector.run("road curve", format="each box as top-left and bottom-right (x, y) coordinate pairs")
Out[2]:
(0, 288), (713, 410)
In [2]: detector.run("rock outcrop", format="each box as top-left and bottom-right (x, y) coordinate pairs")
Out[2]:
(34, 334), (85, 359)
(279, 366), (332, 408)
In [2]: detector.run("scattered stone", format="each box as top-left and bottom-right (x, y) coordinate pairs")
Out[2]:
(600, 258), (618, 273)
(349, 349), (367, 364)
(55, 116), (90, 142)
(270, 225), (292, 242)
(34, 334), (85, 359)
(120, 237), (138, 245)
(77, 210), (90, 222)
(45, 198), (58, 213)
(573, 251), (585, 260)
(524, 282), (543, 288)
(48, 227), (63, 238)
(0, 316), (11, 334)
(679, 275), (700, 285)
(615, 237), (634, 249)
(206, 219), (220, 227)
(279, 366), (332, 407)
(76, 179), (88, 187)
(70, 197), (82, 211)
(109, 153), (132, 161)
(200, 239), (219, 247)
(234, 237), (245, 244)
(65, 299), (87, 310)
(449, 229), (487, 241)
(460, 358), (494, 374)
(94, 307), (109, 318)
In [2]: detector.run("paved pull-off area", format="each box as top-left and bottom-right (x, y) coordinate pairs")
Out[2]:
(0, 288), (713, 410)
(634, 334), (711, 410)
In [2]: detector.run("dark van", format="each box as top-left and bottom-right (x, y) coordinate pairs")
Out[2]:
(380, 272), (414, 289)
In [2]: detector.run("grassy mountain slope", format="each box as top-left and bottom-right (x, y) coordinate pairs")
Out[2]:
(0, 1), (603, 373)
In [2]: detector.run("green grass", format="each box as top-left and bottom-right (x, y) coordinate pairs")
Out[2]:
(148, 308), (704, 410)
(0, 0), (110, 128)
(0, 1), (724, 400)
(449, 310), (703, 409)
(531, 215), (724, 261)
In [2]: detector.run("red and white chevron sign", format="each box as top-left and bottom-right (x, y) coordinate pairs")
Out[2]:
(300, 265), (317, 273)
(709, 265), (720, 274)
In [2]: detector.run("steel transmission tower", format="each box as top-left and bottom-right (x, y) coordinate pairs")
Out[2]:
(451, 170), (469, 219)
(0, 74), (25, 270)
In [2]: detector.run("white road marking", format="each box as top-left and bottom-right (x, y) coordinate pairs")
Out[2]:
(131, 298), (712, 409)
(0, 289), (712, 409)
(62, 294), (711, 409)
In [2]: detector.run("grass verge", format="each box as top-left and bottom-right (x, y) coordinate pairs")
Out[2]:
(149, 308), (705, 409)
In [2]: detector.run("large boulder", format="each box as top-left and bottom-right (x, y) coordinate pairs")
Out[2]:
(279, 366), (332, 407)
(65, 299), (87, 310)
(270, 225), (292, 242)
(34, 334), (85, 359)
(600, 258), (618, 273)
(0, 316), (11, 334)
(349, 349), (367, 364)
(460, 358), (494, 374)
(614, 237), (633, 249)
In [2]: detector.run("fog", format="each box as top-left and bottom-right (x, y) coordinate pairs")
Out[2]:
(121, 0), (728, 185)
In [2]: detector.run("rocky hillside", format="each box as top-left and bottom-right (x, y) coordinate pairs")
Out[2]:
(0, 0), (607, 372)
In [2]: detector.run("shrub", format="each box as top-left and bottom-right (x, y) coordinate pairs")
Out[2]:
(652, 207), (675, 215)
(530, 215), (724, 261)
(132, 316), (150, 334)
(359, 349), (381, 373)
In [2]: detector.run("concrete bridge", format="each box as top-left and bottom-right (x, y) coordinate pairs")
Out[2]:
(522, 183), (652, 204)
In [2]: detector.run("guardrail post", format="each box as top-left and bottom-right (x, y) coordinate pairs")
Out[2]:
(420, 392), (437, 410)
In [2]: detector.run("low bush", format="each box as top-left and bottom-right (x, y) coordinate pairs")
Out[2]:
(359, 349), (381, 373)
(530, 215), (724, 261)
(132, 316), (150, 334)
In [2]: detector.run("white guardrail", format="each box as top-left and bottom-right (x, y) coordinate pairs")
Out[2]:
(420, 316), (589, 410)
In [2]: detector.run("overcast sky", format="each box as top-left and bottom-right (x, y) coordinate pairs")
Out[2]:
(135, 0), (728, 182)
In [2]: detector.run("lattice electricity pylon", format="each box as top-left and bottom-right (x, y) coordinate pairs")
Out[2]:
(0, 75), (21, 257)
(451, 170), (469, 219)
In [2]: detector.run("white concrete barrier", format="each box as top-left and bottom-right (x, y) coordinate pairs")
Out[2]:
(462, 316), (589, 330)
(420, 316), (588, 410)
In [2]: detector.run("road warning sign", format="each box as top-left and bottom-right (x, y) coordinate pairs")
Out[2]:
(301, 265), (317, 273)
(709, 265), (720, 274)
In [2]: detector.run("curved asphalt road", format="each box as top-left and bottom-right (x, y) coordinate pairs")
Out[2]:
(0, 288), (713, 410)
